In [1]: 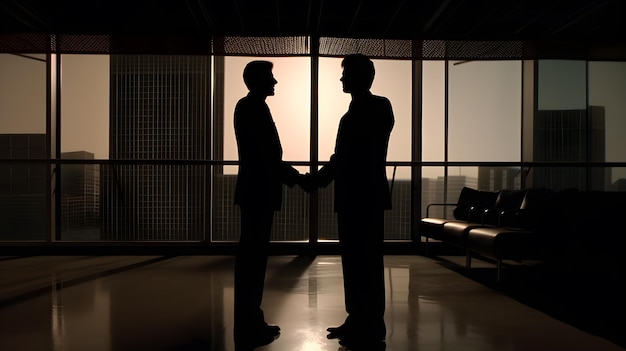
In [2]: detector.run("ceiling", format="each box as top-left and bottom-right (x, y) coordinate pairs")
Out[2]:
(1, 0), (625, 58)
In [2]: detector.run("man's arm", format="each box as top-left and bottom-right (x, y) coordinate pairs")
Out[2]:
(280, 162), (300, 188)
(316, 155), (337, 188)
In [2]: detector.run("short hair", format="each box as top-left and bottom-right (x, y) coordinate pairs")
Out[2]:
(341, 54), (375, 89)
(243, 60), (273, 90)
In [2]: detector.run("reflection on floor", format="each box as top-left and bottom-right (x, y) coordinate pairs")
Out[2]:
(0, 255), (624, 351)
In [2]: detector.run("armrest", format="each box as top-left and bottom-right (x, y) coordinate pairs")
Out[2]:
(482, 208), (501, 226)
(498, 209), (532, 228)
(425, 203), (457, 217)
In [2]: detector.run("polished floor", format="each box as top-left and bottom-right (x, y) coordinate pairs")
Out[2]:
(0, 254), (624, 351)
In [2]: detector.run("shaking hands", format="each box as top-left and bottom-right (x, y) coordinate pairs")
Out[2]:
(297, 173), (318, 193)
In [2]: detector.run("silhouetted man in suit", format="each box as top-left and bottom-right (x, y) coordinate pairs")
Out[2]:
(233, 60), (302, 349)
(313, 54), (394, 349)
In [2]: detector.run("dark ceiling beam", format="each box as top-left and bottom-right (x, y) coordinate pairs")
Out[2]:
(547, 1), (609, 37)
(0, 0), (49, 30)
(184, 0), (203, 32)
(347, 1), (363, 36)
(316, 0), (324, 34)
(197, 0), (215, 33)
(383, 0), (405, 36)
(513, 3), (556, 36)
(422, 0), (451, 33)
(232, 0), (246, 33)
(465, 1), (507, 38)
(275, 0), (281, 31)
(306, 0), (312, 33)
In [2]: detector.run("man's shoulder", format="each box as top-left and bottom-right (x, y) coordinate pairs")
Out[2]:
(370, 94), (391, 105)
(235, 95), (264, 113)
(364, 95), (392, 115)
(236, 95), (253, 107)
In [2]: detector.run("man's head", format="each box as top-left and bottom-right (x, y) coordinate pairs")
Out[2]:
(340, 54), (375, 93)
(243, 60), (277, 96)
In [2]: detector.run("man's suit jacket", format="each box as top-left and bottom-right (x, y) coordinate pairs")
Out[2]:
(318, 92), (394, 213)
(234, 93), (299, 210)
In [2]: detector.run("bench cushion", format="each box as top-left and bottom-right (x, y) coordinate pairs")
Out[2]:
(468, 226), (541, 260)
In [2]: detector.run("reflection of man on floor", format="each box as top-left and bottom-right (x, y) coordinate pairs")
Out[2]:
(314, 54), (394, 349)
(232, 60), (303, 349)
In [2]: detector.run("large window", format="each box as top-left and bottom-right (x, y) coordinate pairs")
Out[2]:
(2, 42), (624, 246)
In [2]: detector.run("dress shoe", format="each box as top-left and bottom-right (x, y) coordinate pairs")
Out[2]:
(326, 323), (354, 339)
(264, 323), (280, 335)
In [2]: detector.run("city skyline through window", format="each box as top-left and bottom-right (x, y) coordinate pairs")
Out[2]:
(2, 53), (626, 242)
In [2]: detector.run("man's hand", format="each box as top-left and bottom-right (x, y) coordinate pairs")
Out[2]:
(297, 173), (317, 193)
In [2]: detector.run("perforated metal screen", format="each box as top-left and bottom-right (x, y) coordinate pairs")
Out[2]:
(1, 34), (625, 60)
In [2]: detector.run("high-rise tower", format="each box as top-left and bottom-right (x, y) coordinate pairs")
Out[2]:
(103, 55), (210, 240)
(534, 106), (606, 190)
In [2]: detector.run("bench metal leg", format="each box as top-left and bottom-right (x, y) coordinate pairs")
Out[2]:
(466, 250), (471, 269)
(497, 259), (502, 284)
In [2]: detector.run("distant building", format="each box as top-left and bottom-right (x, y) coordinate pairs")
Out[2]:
(60, 151), (100, 240)
(478, 167), (521, 191)
(611, 179), (626, 191)
(212, 173), (310, 242)
(102, 55), (210, 240)
(0, 134), (46, 240)
(533, 106), (606, 190)
(385, 179), (411, 239)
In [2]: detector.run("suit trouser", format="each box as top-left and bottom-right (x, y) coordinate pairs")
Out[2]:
(234, 205), (274, 333)
(337, 207), (386, 337)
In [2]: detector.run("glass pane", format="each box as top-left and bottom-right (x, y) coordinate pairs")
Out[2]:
(318, 57), (349, 163)
(223, 56), (310, 173)
(270, 185), (309, 242)
(101, 164), (207, 240)
(423, 168), (476, 220)
(448, 60), (521, 162)
(59, 160), (101, 240)
(212, 168), (239, 242)
(421, 167), (447, 218)
(218, 57), (311, 242)
(318, 166), (411, 241)
(58, 55), (109, 240)
(535, 60), (588, 190)
(0, 54), (47, 240)
(212, 168), (309, 242)
(538, 60), (586, 110)
(385, 166), (411, 240)
(608, 168), (626, 191)
(319, 58), (411, 162)
(589, 62), (626, 190)
(61, 55), (110, 159)
(423, 61), (445, 161)
(317, 181), (337, 241)
(377, 60), (411, 162)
